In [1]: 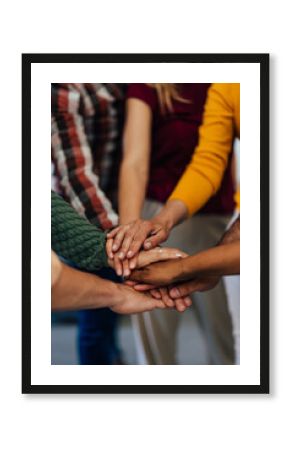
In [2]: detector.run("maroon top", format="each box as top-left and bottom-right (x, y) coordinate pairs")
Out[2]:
(126, 83), (235, 215)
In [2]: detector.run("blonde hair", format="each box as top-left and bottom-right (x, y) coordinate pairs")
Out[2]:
(147, 83), (189, 113)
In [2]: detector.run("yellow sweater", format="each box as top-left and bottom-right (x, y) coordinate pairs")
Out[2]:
(169, 83), (240, 215)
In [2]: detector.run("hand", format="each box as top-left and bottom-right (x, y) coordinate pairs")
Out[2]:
(106, 218), (170, 262)
(169, 276), (220, 298)
(125, 280), (192, 313)
(107, 242), (187, 277)
(110, 284), (168, 315)
(137, 246), (187, 268)
(129, 258), (184, 286)
(150, 286), (192, 312)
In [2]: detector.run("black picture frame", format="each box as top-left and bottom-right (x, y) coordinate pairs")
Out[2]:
(22, 53), (269, 394)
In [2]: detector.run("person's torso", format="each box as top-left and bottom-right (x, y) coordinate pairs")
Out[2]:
(147, 83), (210, 202)
(146, 84), (235, 214)
(51, 83), (126, 201)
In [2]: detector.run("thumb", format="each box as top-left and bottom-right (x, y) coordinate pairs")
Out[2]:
(143, 230), (168, 250)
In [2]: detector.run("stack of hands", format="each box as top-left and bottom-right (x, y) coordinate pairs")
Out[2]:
(105, 219), (218, 313)
(108, 244), (192, 313)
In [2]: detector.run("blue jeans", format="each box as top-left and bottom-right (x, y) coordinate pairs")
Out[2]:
(77, 267), (122, 365)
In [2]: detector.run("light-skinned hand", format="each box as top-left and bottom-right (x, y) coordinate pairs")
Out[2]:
(106, 218), (170, 262)
(125, 280), (192, 313)
(107, 241), (187, 277)
(110, 284), (169, 315)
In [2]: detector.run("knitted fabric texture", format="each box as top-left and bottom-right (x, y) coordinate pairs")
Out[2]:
(51, 191), (109, 272)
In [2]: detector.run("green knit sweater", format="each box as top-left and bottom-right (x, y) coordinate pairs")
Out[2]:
(51, 191), (109, 271)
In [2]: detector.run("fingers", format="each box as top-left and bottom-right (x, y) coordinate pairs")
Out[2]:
(132, 284), (191, 311)
(124, 280), (137, 287)
(169, 277), (220, 297)
(129, 283), (192, 312)
(108, 222), (171, 264)
(107, 239), (131, 276)
(112, 255), (133, 278)
(106, 238), (114, 259)
(174, 298), (187, 312)
(108, 240), (137, 277)
(184, 296), (192, 307)
(136, 247), (184, 269)
(113, 254), (124, 277)
(159, 287), (175, 308)
(153, 247), (186, 262)
(132, 283), (155, 291)
(130, 296), (166, 314)
(106, 227), (120, 239)
(117, 225), (138, 260)
(148, 299), (167, 311)
(126, 223), (155, 258)
(122, 258), (130, 278)
(110, 255), (139, 278)
(139, 291), (167, 311)
(111, 228), (127, 253)
(108, 221), (155, 261)
(128, 254), (138, 271)
(149, 289), (162, 299)
(143, 229), (168, 250)
(169, 280), (200, 298)
(152, 294), (190, 312)
(134, 248), (161, 268)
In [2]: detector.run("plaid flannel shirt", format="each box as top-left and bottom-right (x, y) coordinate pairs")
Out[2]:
(51, 83), (126, 230)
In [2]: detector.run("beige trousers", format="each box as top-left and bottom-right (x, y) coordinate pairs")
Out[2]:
(224, 275), (240, 364)
(132, 199), (235, 365)
(223, 211), (240, 364)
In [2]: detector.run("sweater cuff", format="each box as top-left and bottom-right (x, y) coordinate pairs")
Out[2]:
(99, 233), (109, 269)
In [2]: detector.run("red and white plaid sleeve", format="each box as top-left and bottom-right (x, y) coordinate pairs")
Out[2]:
(51, 84), (118, 230)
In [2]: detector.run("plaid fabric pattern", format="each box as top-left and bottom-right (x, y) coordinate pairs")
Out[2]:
(51, 83), (126, 230)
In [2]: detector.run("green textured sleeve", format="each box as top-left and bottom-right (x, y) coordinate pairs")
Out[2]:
(51, 191), (109, 272)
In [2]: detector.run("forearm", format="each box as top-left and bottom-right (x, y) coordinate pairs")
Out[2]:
(177, 241), (240, 281)
(129, 241), (239, 285)
(170, 214), (240, 281)
(119, 161), (148, 224)
(176, 217), (240, 279)
(119, 98), (151, 224)
(169, 169), (219, 217)
(219, 216), (240, 245)
(52, 264), (121, 311)
(163, 217), (240, 281)
(168, 84), (234, 216)
(152, 199), (189, 231)
(51, 112), (118, 229)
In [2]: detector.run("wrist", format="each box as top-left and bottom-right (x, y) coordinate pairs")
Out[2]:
(153, 200), (187, 231)
(168, 260), (185, 283)
(119, 215), (140, 226)
(152, 210), (174, 232)
(107, 283), (125, 309)
(177, 256), (198, 282)
(93, 277), (125, 310)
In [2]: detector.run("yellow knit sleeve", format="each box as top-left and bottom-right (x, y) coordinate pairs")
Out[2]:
(169, 83), (237, 215)
(234, 188), (240, 211)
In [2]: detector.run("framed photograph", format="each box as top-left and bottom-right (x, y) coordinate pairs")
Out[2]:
(22, 53), (269, 394)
